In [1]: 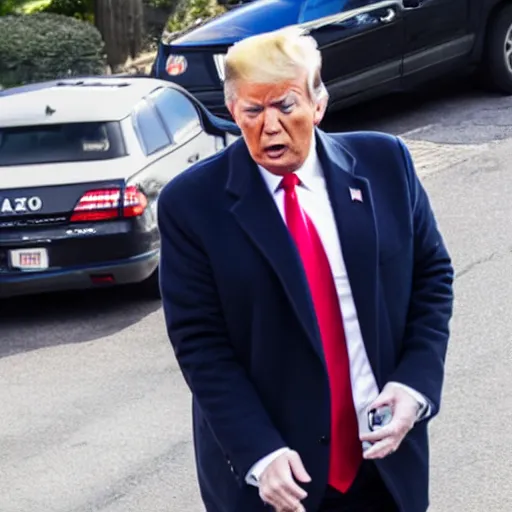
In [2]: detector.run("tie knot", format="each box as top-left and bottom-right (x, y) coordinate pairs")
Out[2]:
(280, 172), (300, 191)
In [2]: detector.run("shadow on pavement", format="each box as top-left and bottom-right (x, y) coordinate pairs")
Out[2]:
(0, 286), (162, 358)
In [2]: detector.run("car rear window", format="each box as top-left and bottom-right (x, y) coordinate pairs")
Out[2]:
(0, 121), (126, 166)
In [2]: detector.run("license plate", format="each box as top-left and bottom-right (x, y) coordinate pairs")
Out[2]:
(9, 248), (49, 270)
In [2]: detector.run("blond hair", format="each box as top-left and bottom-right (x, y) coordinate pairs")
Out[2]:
(223, 26), (328, 104)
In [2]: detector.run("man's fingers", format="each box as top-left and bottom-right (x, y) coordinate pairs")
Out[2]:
(368, 392), (395, 412)
(363, 436), (397, 459)
(361, 415), (413, 443)
(361, 384), (419, 460)
(360, 422), (396, 443)
(360, 416), (411, 459)
(262, 474), (307, 503)
(282, 478), (308, 500)
(260, 483), (302, 511)
(276, 505), (306, 512)
(261, 478), (306, 502)
(259, 452), (309, 510)
(288, 450), (312, 483)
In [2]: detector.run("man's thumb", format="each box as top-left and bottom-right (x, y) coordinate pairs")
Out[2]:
(288, 451), (312, 483)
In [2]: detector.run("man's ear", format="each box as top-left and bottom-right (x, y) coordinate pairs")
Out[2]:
(313, 96), (328, 126)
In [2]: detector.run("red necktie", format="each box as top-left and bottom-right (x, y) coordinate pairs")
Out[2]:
(280, 172), (362, 493)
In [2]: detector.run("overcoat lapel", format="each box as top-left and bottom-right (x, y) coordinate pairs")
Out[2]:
(316, 130), (381, 380)
(226, 141), (325, 363)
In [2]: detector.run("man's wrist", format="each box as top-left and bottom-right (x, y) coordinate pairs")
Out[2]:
(245, 447), (290, 487)
(387, 381), (432, 421)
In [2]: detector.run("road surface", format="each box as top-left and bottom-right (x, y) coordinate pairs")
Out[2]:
(1, 80), (511, 511)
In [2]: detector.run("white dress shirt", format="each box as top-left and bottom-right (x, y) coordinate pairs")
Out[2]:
(245, 136), (430, 486)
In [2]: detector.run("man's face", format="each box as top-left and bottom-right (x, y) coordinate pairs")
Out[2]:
(227, 74), (326, 175)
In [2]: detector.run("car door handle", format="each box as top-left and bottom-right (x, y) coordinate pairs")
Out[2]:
(187, 153), (200, 163)
(379, 8), (396, 23)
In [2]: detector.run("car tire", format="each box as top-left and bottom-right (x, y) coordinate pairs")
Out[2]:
(140, 266), (161, 299)
(484, 4), (512, 94)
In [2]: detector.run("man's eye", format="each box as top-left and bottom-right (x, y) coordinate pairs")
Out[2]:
(280, 103), (294, 113)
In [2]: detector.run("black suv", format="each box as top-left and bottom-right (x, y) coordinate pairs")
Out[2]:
(152, 0), (512, 117)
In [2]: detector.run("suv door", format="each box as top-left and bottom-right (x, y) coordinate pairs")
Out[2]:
(300, 0), (405, 108)
(402, 0), (474, 85)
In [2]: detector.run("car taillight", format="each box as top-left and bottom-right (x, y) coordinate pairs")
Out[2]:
(123, 185), (148, 217)
(70, 186), (148, 222)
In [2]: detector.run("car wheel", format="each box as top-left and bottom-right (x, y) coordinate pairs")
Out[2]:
(484, 4), (512, 94)
(140, 266), (161, 299)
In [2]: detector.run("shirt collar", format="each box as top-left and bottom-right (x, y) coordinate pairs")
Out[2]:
(257, 133), (322, 194)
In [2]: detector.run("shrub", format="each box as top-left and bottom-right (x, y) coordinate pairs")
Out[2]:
(0, 13), (106, 89)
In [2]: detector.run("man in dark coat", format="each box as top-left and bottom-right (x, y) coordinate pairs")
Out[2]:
(157, 26), (454, 512)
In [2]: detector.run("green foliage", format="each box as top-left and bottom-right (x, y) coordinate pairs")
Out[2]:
(0, 0), (93, 18)
(19, 0), (53, 13)
(166, 0), (225, 33)
(0, 0), (26, 15)
(41, 0), (94, 21)
(0, 13), (106, 89)
(24, 0), (177, 22)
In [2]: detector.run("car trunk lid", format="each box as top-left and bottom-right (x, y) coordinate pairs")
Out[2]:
(0, 155), (148, 230)
(0, 177), (130, 230)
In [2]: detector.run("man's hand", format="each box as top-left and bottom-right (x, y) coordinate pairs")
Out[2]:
(258, 450), (311, 512)
(360, 383), (420, 460)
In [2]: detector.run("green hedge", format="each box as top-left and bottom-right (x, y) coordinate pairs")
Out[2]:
(0, 13), (106, 89)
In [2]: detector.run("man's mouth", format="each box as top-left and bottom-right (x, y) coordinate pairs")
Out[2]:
(264, 144), (287, 158)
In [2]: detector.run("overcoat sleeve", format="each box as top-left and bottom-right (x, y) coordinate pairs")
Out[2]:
(388, 136), (455, 417)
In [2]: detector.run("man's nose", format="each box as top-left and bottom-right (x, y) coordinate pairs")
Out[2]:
(262, 108), (281, 134)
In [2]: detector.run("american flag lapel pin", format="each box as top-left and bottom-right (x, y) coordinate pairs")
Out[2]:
(349, 187), (363, 203)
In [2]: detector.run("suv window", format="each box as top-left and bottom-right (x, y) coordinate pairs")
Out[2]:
(132, 100), (171, 155)
(0, 122), (126, 166)
(300, 0), (378, 22)
(151, 88), (201, 145)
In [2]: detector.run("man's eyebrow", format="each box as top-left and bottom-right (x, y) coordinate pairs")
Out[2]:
(242, 101), (264, 110)
(240, 100), (263, 108)
(270, 93), (297, 106)
(240, 92), (298, 108)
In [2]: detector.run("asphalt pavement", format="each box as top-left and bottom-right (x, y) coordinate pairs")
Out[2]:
(1, 79), (511, 512)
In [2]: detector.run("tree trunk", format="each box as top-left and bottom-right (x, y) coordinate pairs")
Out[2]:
(143, 0), (180, 41)
(94, 0), (144, 71)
